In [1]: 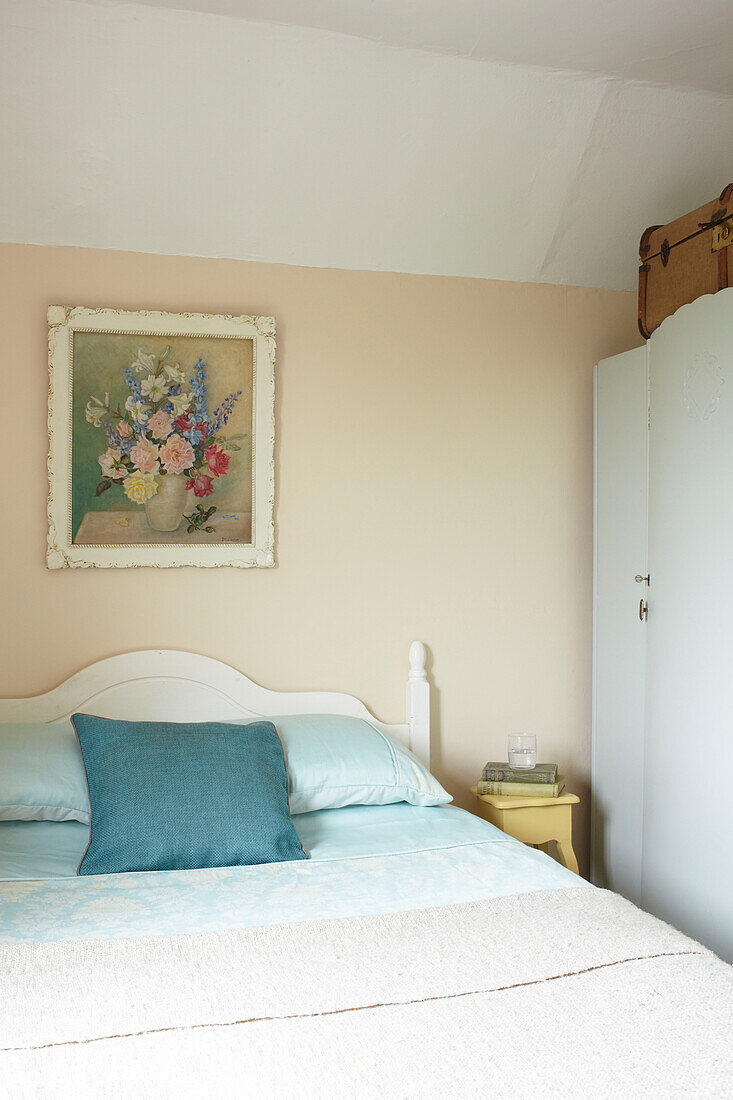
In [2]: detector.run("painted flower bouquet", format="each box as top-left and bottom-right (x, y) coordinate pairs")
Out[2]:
(86, 346), (244, 533)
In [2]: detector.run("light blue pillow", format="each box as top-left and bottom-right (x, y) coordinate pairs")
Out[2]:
(0, 714), (450, 827)
(271, 715), (451, 815)
(0, 723), (90, 823)
(72, 715), (306, 876)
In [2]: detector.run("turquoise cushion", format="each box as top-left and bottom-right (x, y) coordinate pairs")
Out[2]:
(71, 715), (306, 876)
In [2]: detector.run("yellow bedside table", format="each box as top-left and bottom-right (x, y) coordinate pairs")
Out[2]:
(470, 787), (580, 875)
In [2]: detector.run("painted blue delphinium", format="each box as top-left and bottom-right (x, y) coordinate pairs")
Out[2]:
(211, 389), (242, 432)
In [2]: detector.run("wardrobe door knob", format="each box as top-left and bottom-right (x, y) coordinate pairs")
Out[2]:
(639, 599), (648, 622)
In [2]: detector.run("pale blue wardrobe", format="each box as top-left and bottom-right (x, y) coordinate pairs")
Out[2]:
(593, 288), (733, 962)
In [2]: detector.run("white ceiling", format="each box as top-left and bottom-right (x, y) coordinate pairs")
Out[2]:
(113, 0), (733, 96)
(2, 0), (732, 291)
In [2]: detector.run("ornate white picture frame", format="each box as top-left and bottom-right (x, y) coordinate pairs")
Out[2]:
(47, 306), (275, 569)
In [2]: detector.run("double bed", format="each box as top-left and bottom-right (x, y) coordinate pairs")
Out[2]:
(0, 645), (730, 1097)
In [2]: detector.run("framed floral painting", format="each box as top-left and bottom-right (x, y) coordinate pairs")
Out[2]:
(47, 306), (275, 568)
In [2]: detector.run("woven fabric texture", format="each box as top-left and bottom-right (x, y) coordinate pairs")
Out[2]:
(71, 715), (306, 876)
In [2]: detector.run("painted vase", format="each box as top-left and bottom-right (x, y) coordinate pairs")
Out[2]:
(145, 473), (188, 533)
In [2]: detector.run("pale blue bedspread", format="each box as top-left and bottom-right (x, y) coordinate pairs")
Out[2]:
(0, 804), (585, 943)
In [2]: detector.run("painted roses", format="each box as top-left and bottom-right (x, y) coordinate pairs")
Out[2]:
(122, 470), (158, 504)
(204, 445), (229, 478)
(147, 410), (173, 440)
(186, 473), (214, 497)
(130, 436), (159, 474)
(159, 433), (195, 475)
(98, 448), (126, 480)
(87, 345), (243, 533)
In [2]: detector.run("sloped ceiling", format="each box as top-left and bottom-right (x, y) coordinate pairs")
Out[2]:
(2, 0), (732, 290)
(120, 0), (733, 96)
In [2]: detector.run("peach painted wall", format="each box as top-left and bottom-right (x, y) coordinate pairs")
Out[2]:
(0, 242), (641, 872)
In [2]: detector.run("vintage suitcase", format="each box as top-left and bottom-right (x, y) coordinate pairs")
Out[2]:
(638, 183), (733, 338)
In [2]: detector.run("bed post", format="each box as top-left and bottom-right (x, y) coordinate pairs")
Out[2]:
(406, 640), (430, 769)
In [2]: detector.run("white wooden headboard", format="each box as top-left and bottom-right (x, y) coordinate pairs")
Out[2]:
(0, 641), (432, 768)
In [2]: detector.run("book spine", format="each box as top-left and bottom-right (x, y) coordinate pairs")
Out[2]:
(476, 779), (564, 798)
(481, 765), (557, 783)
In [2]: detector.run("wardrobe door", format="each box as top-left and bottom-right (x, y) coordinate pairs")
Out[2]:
(644, 288), (733, 962)
(592, 346), (649, 902)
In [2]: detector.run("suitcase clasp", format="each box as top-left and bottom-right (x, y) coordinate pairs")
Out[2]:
(711, 217), (733, 252)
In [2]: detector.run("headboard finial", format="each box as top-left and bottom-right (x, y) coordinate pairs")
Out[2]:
(406, 641), (430, 767)
(408, 640), (427, 681)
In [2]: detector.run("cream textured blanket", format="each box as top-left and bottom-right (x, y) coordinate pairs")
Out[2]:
(1, 886), (730, 1099)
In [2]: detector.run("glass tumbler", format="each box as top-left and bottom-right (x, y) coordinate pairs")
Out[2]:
(508, 734), (537, 770)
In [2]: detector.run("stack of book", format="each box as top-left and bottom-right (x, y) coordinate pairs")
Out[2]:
(476, 761), (564, 798)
